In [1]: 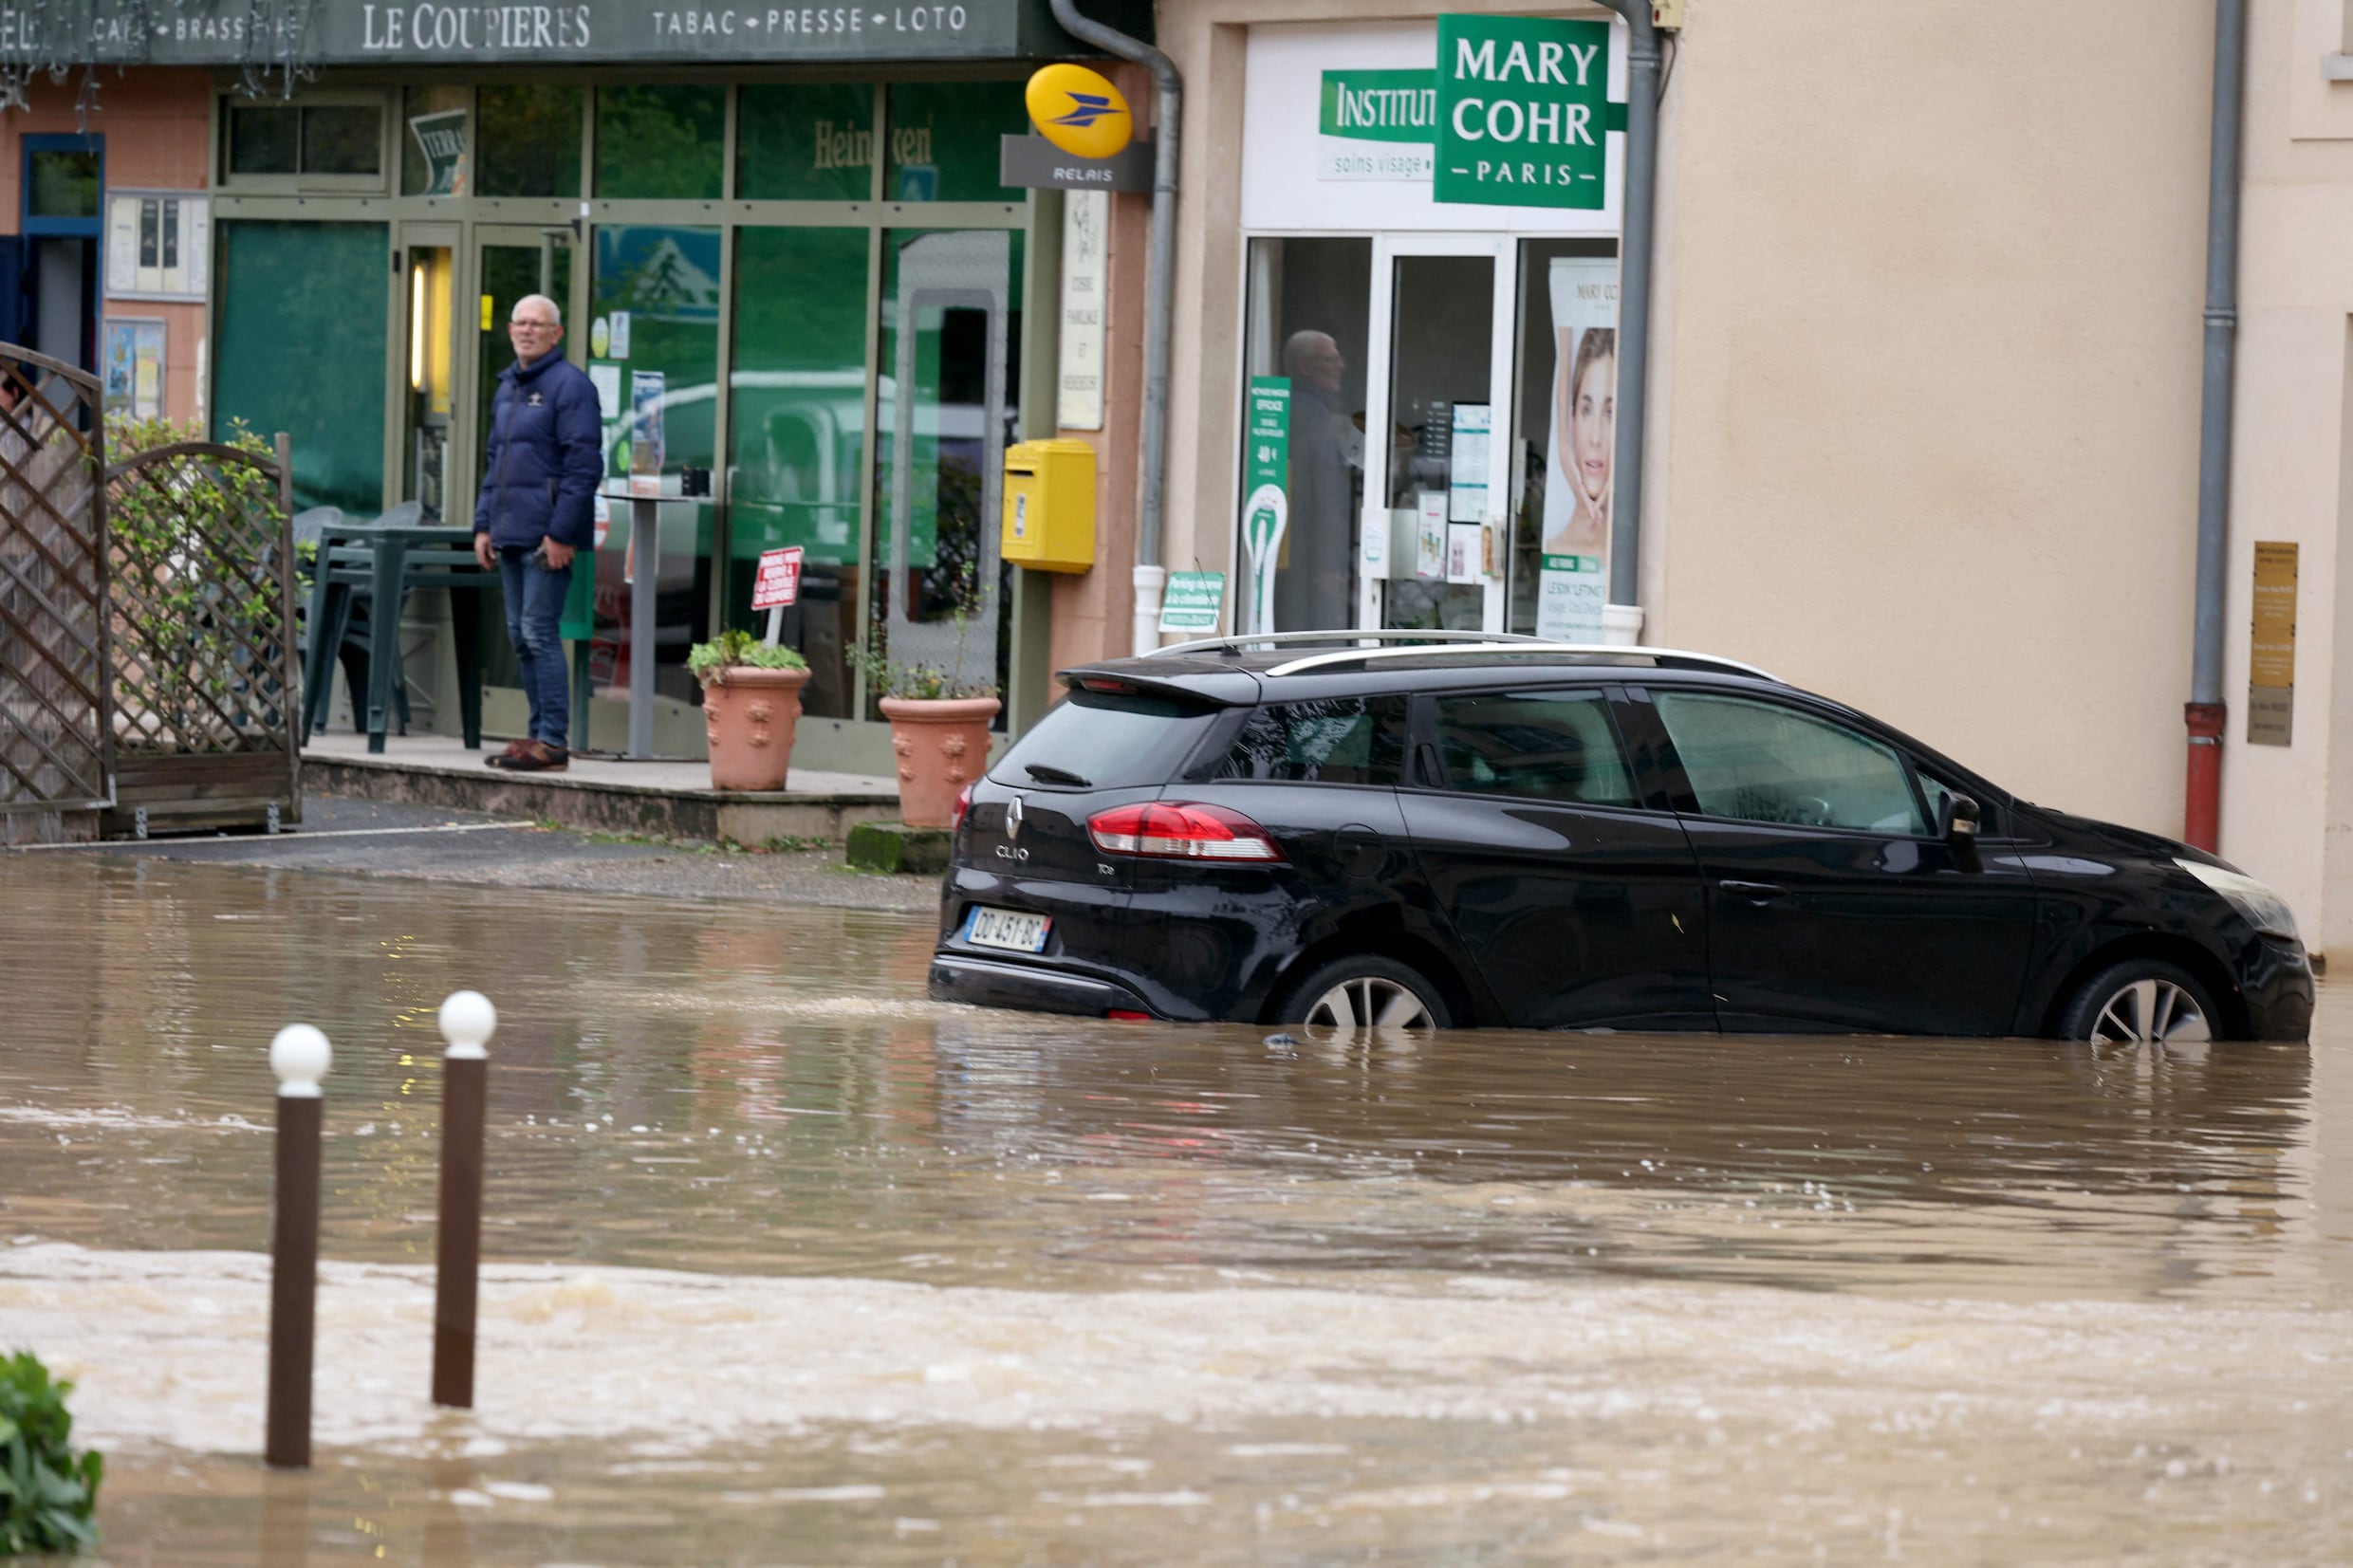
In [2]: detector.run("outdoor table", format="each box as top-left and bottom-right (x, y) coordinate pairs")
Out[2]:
(302, 522), (487, 755)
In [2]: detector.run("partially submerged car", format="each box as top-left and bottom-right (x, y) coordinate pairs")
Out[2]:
(929, 635), (2312, 1043)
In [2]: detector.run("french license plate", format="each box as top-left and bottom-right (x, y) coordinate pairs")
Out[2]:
(964, 906), (1051, 953)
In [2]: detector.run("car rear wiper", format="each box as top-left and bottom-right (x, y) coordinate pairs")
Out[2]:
(1024, 763), (1093, 787)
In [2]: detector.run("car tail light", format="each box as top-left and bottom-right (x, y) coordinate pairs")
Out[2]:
(1106, 1009), (1154, 1021)
(1085, 802), (1284, 862)
(951, 782), (973, 832)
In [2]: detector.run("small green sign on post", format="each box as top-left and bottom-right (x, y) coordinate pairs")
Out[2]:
(1434, 14), (1617, 210)
(1158, 571), (1227, 635)
(1240, 377), (1291, 634)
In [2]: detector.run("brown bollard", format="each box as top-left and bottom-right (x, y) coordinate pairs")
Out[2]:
(266, 1024), (332, 1469)
(431, 991), (497, 1409)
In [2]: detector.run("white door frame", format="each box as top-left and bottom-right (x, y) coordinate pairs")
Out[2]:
(1357, 231), (1515, 634)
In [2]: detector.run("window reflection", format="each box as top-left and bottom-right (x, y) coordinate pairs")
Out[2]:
(738, 83), (875, 202)
(478, 85), (582, 197)
(730, 227), (871, 719)
(596, 85), (724, 201)
(593, 225), (720, 708)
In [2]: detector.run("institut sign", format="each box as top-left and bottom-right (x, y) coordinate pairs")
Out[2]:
(0, 0), (1129, 64)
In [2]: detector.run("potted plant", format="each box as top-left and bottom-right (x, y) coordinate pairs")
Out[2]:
(687, 629), (811, 792)
(852, 568), (1001, 827)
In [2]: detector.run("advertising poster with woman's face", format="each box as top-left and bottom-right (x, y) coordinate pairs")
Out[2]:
(1537, 259), (1619, 641)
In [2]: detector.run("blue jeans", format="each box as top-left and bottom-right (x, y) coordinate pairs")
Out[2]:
(497, 546), (573, 745)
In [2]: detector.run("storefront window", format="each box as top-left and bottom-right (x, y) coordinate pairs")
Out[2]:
(399, 85), (469, 196)
(595, 85), (724, 201)
(884, 83), (1028, 202)
(27, 149), (98, 218)
(226, 105), (297, 175)
(1238, 236), (1370, 635)
(225, 102), (382, 179)
(729, 227), (871, 718)
(1509, 238), (1618, 636)
(593, 224), (721, 707)
(870, 228), (1022, 717)
(302, 106), (382, 175)
(477, 85), (582, 197)
(213, 220), (386, 514)
(738, 83), (876, 202)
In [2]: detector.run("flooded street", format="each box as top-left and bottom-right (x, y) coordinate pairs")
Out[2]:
(3, 852), (2349, 1563)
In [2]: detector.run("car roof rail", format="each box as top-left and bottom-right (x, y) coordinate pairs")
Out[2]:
(1154, 628), (1557, 658)
(1261, 641), (1784, 682)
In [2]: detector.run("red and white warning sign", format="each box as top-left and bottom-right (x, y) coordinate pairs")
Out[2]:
(751, 546), (804, 611)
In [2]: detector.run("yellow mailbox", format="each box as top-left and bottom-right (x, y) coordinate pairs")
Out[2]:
(1001, 439), (1096, 572)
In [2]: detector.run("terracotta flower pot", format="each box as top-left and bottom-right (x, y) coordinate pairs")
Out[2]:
(880, 694), (1002, 826)
(700, 666), (811, 791)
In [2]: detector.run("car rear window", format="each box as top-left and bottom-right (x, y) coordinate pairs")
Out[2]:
(1210, 697), (1408, 784)
(992, 687), (1221, 790)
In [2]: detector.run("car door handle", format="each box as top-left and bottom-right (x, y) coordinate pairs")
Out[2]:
(1719, 879), (1788, 902)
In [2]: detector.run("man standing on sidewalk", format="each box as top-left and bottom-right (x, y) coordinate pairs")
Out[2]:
(475, 293), (602, 772)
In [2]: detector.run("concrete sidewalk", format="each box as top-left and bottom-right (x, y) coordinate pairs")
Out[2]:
(12, 795), (939, 913)
(302, 730), (901, 844)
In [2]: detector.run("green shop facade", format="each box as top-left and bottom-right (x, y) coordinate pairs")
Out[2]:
(107, 1), (1146, 770)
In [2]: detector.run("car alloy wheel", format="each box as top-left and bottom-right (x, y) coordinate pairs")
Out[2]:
(1303, 976), (1437, 1031)
(2086, 977), (2212, 1044)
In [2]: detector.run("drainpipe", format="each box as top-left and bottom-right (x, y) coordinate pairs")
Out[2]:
(1598, 0), (1661, 646)
(2185, 0), (2245, 853)
(1049, 0), (1179, 656)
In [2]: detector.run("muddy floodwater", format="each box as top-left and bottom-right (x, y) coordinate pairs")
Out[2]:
(1, 853), (2349, 1564)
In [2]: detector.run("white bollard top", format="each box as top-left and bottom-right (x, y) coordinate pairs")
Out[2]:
(269, 1024), (332, 1098)
(437, 990), (497, 1061)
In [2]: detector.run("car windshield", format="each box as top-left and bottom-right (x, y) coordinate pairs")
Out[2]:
(991, 687), (1221, 790)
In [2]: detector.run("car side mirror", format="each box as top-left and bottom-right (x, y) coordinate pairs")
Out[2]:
(1937, 793), (1981, 845)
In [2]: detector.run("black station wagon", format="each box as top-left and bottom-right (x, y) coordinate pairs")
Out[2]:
(927, 635), (2313, 1043)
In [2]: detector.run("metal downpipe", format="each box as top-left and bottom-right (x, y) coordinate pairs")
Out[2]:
(2185, 0), (2245, 852)
(1048, 0), (1180, 655)
(1600, 0), (1661, 644)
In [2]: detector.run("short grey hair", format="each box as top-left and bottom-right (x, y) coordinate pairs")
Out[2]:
(511, 293), (563, 326)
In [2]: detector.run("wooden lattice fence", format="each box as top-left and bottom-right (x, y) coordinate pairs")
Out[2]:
(0, 351), (109, 844)
(102, 430), (302, 836)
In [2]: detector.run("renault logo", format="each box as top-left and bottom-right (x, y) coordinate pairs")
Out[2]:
(1005, 793), (1025, 841)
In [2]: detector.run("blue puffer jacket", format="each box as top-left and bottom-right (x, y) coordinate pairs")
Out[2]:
(475, 351), (603, 551)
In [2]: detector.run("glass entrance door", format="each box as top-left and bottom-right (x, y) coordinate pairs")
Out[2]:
(1358, 235), (1512, 634)
(398, 223), (458, 519)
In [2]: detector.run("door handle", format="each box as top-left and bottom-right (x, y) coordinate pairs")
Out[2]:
(1719, 879), (1788, 902)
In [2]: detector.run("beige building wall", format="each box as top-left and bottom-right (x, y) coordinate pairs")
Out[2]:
(1647, 0), (2212, 856)
(2233, 0), (2353, 956)
(1160, 0), (2302, 909)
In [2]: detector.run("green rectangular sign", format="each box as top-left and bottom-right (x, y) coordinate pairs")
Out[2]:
(1158, 571), (1227, 634)
(1435, 14), (1613, 210)
(1320, 69), (1439, 143)
(1242, 376), (1291, 633)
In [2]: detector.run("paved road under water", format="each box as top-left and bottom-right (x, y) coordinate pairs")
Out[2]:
(0, 854), (2348, 1564)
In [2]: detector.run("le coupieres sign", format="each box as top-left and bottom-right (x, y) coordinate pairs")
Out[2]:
(0, 0), (1095, 65)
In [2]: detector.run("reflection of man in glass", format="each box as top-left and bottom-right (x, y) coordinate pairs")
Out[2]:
(1544, 326), (1614, 555)
(1272, 330), (1358, 632)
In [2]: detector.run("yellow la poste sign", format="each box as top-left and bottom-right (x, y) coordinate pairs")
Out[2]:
(1027, 63), (1134, 160)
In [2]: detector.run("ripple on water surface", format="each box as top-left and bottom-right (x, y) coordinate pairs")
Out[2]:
(3, 855), (2351, 1564)
(0, 853), (2334, 1303)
